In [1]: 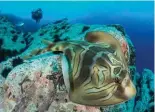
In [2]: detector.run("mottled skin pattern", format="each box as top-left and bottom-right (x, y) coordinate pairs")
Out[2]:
(24, 31), (136, 107)
(85, 31), (129, 65)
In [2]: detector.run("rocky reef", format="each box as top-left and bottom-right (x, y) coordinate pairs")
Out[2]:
(0, 16), (154, 112)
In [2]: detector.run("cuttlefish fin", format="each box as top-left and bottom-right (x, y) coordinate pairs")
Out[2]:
(85, 31), (121, 50)
(42, 39), (54, 45)
(22, 40), (70, 60)
(21, 49), (43, 60)
(85, 31), (127, 63)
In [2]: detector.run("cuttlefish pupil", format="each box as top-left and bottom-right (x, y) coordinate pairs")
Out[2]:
(23, 31), (136, 106)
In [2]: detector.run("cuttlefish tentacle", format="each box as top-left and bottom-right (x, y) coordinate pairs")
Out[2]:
(22, 31), (136, 106)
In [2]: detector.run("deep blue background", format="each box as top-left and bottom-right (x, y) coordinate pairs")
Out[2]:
(0, 1), (154, 73)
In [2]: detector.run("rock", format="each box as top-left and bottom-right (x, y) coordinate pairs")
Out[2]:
(1, 54), (62, 111)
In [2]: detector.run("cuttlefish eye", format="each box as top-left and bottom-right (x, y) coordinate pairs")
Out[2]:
(114, 73), (136, 101)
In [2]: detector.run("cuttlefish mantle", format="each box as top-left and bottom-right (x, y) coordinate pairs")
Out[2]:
(22, 31), (136, 106)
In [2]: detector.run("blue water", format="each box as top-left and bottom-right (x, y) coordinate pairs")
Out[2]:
(0, 1), (154, 73)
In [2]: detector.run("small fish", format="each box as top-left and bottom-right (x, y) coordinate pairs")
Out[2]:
(22, 31), (136, 106)
(15, 22), (24, 27)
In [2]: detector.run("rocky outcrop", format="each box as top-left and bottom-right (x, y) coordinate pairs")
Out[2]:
(0, 16), (33, 63)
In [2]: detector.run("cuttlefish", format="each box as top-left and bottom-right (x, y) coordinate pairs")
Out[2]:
(23, 31), (136, 106)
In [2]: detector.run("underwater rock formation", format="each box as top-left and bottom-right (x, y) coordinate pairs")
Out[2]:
(0, 16), (26, 50)
(0, 16), (154, 112)
(0, 16), (36, 64)
(0, 16), (27, 63)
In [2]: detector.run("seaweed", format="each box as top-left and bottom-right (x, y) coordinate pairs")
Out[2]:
(81, 26), (90, 33)
(20, 40), (25, 44)
(23, 32), (28, 37)
(66, 25), (70, 30)
(52, 51), (63, 54)
(54, 26), (58, 30)
(0, 50), (5, 62)
(39, 33), (44, 36)
(149, 98), (154, 103)
(64, 37), (69, 41)
(107, 24), (125, 36)
(130, 49), (136, 66)
(53, 20), (63, 24)
(10, 30), (16, 34)
(1, 67), (12, 78)
(12, 35), (18, 42)
(12, 57), (23, 67)
(3, 19), (7, 22)
(0, 48), (20, 63)
(61, 25), (67, 30)
(149, 105), (154, 112)
(54, 28), (60, 34)
(53, 18), (67, 24)
(19, 37), (33, 53)
(53, 38), (61, 42)
(0, 38), (3, 47)
(134, 95), (141, 103)
(53, 34), (62, 42)
(3, 26), (7, 30)
(24, 37), (33, 46)
(39, 30), (48, 36)
(149, 91), (154, 96)
(17, 31), (21, 34)
(41, 24), (49, 28)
